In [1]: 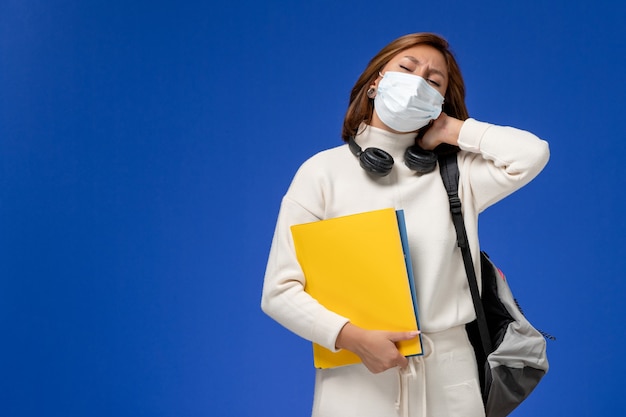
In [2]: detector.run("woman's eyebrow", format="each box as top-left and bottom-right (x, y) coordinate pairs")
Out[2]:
(402, 56), (446, 78)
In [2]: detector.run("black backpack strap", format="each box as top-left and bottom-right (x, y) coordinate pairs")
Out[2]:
(439, 154), (493, 356)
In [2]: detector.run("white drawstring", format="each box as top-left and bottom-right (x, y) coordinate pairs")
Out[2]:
(395, 334), (434, 417)
(395, 359), (418, 417)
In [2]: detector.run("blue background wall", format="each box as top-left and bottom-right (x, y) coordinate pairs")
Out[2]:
(2, 0), (625, 415)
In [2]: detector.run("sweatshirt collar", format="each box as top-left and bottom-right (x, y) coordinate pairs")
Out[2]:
(353, 123), (418, 159)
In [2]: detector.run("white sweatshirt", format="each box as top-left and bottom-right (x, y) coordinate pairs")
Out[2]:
(261, 118), (549, 353)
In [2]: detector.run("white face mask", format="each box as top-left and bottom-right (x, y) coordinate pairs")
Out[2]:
(374, 71), (445, 132)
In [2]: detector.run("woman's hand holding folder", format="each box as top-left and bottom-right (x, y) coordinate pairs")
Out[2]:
(335, 322), (421, 374)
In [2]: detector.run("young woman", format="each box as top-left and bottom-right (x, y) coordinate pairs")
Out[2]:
(261, 32), (549, 417)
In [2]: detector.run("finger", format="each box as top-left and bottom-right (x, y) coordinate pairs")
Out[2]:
(396, 355), (409, 369)
(388, 330), (420, 342)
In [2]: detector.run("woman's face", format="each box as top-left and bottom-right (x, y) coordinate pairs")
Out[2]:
(376, 44), (449, 96)
(369, 44), (449, 133)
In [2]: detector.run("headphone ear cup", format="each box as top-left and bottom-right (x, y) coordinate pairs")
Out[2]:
(359, 148), (394, 177)
(348, 136), (394, 177)
(404, 145), (438, 174)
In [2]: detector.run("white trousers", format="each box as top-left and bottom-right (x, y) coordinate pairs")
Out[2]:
(311, 325), (485, 417)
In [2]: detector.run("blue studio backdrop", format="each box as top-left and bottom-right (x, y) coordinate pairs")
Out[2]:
(2, 0), (625, 416)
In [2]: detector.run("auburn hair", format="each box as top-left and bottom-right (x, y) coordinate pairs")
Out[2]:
(341, 33), (469, 152)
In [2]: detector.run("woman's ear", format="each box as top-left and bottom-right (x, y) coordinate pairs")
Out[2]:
(366, 74), (383, 98)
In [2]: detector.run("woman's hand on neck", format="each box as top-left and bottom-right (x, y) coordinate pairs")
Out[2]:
(417, 113), (463, 150)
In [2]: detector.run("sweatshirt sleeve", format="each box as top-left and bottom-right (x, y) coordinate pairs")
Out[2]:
(261, 164), (350, 353)
(456, 118), (550, 212)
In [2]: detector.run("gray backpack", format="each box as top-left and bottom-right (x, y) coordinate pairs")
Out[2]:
(439, 153), (550, 417)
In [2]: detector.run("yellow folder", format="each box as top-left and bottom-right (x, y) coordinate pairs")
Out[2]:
(290, 208), (422, 369)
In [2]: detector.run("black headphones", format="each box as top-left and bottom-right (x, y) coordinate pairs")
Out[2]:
(348, 136), (438, 177)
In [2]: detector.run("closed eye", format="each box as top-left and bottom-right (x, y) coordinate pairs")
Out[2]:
(427, 78), (441, 87)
